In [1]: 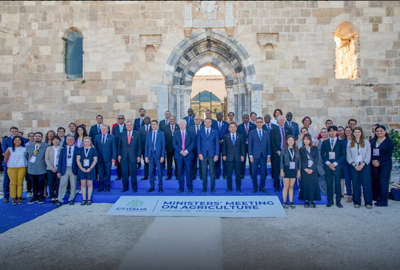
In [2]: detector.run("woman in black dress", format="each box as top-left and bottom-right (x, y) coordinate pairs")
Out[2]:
(299, 134), (321, 208)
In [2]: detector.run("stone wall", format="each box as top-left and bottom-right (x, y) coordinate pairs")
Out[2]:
(0, 1), (399, 136)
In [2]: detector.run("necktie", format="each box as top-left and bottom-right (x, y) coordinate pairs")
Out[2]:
(146, 125), (148, 133)
(196, 126), (199, 134)
(120, 125), (123, 133)
(207, 129), (210, 137)
(171, 125), (174, 133)
(128, 132), (131, 145)
(152, 132), (156, 150)
(97, 125), (100, 133)
(232, 134), (235, 145)
(102, 135), (105, 144)
(259, 130), (262, 141)
(182, 131), (185, 151)
(68, 147), (71, 159)
(188, 117), (191, 126)
(245, 124), (248, 135)
(331, 139), (334, 149)
(140, 118), (143, 126)
(219, 122), (222, 131)
(166, 119), (169, 125)
(281, 127), (285, 149)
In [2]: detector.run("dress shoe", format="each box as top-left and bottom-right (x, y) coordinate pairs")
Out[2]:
(211, 189), (216, 193)
(336, 202), (343, 208)
(55, 202), (63, 208)
(166, 177), (172, 180)
(132, 189), (137, 193)
(115, 177), (121, 180)
(105, 188), (110, 192)
(188, 190), (193, 193)
(289, 203), (296, 209)
(69, 201), (74, 205)
(159, 187), (163, 193)
(236, 189), (242, 192)
(3, 198), (9, 203)
(274, 189), (279, 193)
(259, 188), (268, 193)
(121, 189), (128, 193)
(97, 188), (104, 192)
(311, 202), (316, 208)
(226, 188), (232, 192)
(282, 202), (289, 209)
(177, 189), (184, 193)
(147, 188), (155, 193)
(192, 177), (196, 180)
(326, 201), (333, 207)
(304, 202), (310, 208)
(223, 176), (227, 179)
(140, 177), (148, 180)
(354, 204), (361, 208)
(202, 189), (206, 193)
(252, 188), (257, 193)
(366, 205), (372, 209)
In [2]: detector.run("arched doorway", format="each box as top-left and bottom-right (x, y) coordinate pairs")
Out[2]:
(151, 29), (263, 121)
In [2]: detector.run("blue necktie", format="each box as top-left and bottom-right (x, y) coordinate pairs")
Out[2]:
(207, 129), (210, 137)
(97, 125), (100, 133)
(152, 132), (156, 150)
(232, 134), (235, 146)
(258, 130), (262, 141)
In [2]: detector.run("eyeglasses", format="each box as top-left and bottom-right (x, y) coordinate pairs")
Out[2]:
(118, 118), (124, 120)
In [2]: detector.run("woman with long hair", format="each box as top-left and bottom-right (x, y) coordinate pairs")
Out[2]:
(315, 127), (328, 194)
(76, 136), (98, 206)
(4, 136), (27, 205)
(346, 127), (372, 209)
(299, 134), (320, 208)
(74, 125), (88, 148)
(45, 130), (55, 146)
(280, 135), (300, 209)
(370, 125), (394, 206)
(342, 126), (354, 203)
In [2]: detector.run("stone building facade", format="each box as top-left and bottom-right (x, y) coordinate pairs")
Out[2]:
(0, 1), (399, 135)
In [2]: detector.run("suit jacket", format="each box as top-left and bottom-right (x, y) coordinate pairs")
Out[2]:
(262, 123), (278, 135)
(285, 121), (300, 140)
(183, 116), (195, 127)
(139, 124), (152, 152)
(112, 124), (126, 143)
(94, 134), (116, 163)
(89, 124), (109, 143)
(118, 130), (141, 163)
(134, 118), (144, 131)
(163, 123), (179, 152)
(299, 147), (319, 171)
(188, 125), (203, 140)
(45, 145), (63, 170)
(159, 119), (169, 131)
(280, 147), (300, 170)
(145, 130), (166, 159)
(57, 145), (78, 175)
(248, 129), (271, 158)
(1, 137), (13, 166)
(197, 128), (219, 158)
(237, 122), (256, 145)
(321, 138), (346, 168)
(212, 121), (229, 141)
(201, 119), (217, 126)
(173, 130), (196, 159)
(222, 133), (245, 162)
(22, 137), (29, 144)
(271, 125), (293, 154)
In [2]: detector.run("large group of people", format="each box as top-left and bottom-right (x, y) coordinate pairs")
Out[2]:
(0, 107), (395, 209)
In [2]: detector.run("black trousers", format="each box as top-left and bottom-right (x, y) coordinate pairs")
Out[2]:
(201, 156), (215, 190)
(241, 144), (252, 179)
(371, 164), (392, 206)
(30, 174), (46, 200)
(325, 165), (342, 204)
(166, 150), (178, 178)
(47, 170), (59, 199)
(272, 152), (281, 190)
(226, 161), (242, 190)
(191, 149), (201, 179)
(141, 150), (149, 177)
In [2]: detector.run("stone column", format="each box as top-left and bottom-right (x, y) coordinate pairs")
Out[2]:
(150, 83), (169, 120)
(226, 86), (234, 118)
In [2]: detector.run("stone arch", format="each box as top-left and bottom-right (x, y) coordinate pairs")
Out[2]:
(62, 27), (84, 40)
(153, 29), (263, 120)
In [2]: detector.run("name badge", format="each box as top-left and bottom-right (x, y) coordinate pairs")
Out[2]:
(329, 152), (336, 160)
(83, 159), (90, 167)
(289, 162), (296, 170)
(308, 160), (313, 168)
(67, 158), (72, 163)
(373, 148), (380, 156)
(29, 156), (36, 163)
(355, 155), (362, 163)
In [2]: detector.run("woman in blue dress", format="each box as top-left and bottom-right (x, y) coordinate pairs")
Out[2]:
(77, 136), (98, 205)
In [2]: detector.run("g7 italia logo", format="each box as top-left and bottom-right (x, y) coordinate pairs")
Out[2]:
(126, 200), (144, 208)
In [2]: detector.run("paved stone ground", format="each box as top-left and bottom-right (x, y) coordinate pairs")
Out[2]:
(0, 172), (400, 270)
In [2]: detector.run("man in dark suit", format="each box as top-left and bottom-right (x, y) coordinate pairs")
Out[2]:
(271, 115), (293, 193)
(133, 108), (146, 131)
(1, 126), (18, 203)
(285, 112), (300, 140)
(201, 109), (217, 126)
(197, 118), (219, 193)
(183, 108), (195, 128)
(188, 116), (203, 180)
(250, 112), (257, 125)
(145, 120), (166, 193)
(263, 114), (278, 135)
(248, 117), (271, 193)
(159, 110), (171, 131)
(222, 122), (245, 192)
(163, 115), (179, 179)
(173, 119), (196, 193)
(17, 131), (29, 144)
(138, 116), (151, 180)
(237, 114), (256, 179)
(321, 126), (346, 208)
(111, 114), (126, 180)
(212, 112), (229, 179)
(118, 120), (141, 192)
(94, 125), (116, 192)
(89, 115), (108, 143)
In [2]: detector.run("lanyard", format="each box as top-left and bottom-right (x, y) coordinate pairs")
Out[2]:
(356, 141), (360, 155)
(288, 148), (294, 161)
(84, 147), (90, 159)
(306, 147), (312, 160)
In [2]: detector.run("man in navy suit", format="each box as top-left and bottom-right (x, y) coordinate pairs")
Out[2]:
(197, 118), (219, 193)
(212, 112), (229, 179)
(321, 126), (346, 208)
(285, 112), (300, 140)
(139, 116), (151, 180)
(163, 115), (179, 179)
(89, 115), (108, 143)
(94, 125), (116, 192)
(223, 123), (245, 192)
(17, 131), (29, 144)
(183, 108), (195, 128)
(237, 114), (256, 179)
(133, 108), (146, 131)
(1, 126), (18, 203)
(145, 120), (166, 193)
(201, 109), (217, 126)
(271, 116), (293, 192)
(263, 114), (278, 134)
(118, 120), (141, 192)
(188, 116), (203, 180)
(174, 119), (196, 193)
(159, 110), (171, 131)
(111, 114), (126, 180)
(249, 117), (271, 193)
(55, 135), (79, 207)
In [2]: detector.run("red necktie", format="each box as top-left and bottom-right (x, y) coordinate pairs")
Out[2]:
(128, 132), (131, 145)
(171, 125), (174, 133)
(281, 127), (285, 149)
(182, 131), (185, 151)
(146, 125), (148, 133)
